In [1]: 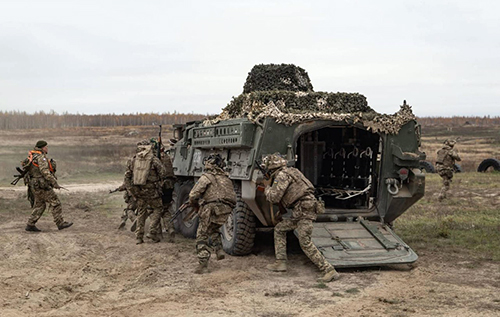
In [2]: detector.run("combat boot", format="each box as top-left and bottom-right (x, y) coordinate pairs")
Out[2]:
(118, 221), (126, 230)
(57, 222), (73, 230)
(319, 268), (340, 283)
(194, 262), (208, 274)
(216, 249), (225, 261)
(146, 233), (161, 243)
(266, 260), (287, 272)
(166, 232), (175, 243)
(136, 238), (144, 245)
(25, 225), (41, 232)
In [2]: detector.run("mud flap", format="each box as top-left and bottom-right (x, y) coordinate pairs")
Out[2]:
(306, 220), (418, 268)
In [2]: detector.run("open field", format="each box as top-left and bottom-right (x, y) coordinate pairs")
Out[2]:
(0, 125), (499, 316)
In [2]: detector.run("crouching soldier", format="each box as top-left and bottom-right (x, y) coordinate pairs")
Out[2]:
(124, 140), (167, 244)
(24, 140), (73, 232)
(262, 153), (339, 282)
(188, 154), (236, 274)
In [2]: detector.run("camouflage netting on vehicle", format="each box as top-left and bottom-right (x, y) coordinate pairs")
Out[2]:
(243, 64), (314, 93)
(204, 64), (417, 134)
(204, 91), (416, 134)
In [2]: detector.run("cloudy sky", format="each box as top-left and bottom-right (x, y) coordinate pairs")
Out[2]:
(1, 0), (499, 116)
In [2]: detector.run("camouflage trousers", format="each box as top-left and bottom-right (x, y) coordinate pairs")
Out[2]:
(135, 194), (163, 239)
(274, 218), (333, 273)
(27, 188), (64, 227)
(437, 166), (453, 200)
(120, 201), (137, 223)
(196, 202), (231, 265)
(162, 202), (175, 235)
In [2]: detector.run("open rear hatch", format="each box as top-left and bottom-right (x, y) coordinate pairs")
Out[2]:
(307, 220), (417, 268)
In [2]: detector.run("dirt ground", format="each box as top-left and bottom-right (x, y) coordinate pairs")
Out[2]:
(1, 183), (499, 317)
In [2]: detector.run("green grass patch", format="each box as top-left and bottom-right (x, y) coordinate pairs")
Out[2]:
(396, 173), (500, 261)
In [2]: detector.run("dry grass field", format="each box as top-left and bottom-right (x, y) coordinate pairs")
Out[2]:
(0, 124), (499, 316)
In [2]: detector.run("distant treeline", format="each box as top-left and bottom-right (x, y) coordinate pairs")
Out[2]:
(417, 116), (500, 127)
(0, 111), (207, 130)
(0, 111), (498, 130)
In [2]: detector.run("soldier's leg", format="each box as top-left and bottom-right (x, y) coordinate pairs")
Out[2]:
(45, 189), (64, 227)
(207, 204), (231, 259)
(274, 218), (295, 261)
(195, 206), (211, 270)
(135, 201), (148, 243)
(26, 188), (47, 226)
(147, 198), (163, 242)
(296, 219), (335, 273)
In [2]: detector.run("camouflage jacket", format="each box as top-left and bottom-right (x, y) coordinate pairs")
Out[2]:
(24, 147), (58, 189)
(265, 167), (315, 215)
(161, 152), (176, 189)
(189, 167), (236, 208)
(124, 155), (167, 195)
(436, 146), (461, 169)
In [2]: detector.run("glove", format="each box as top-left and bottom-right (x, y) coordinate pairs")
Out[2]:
(261, 178), (272, 187)
(53, 183), (62, 189)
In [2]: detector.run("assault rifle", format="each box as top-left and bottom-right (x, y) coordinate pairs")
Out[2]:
(255, 160), (271, 180)
(109, 184), (126, 194)
(157, 124), (162, 159)
(170, 201), (199, 224)
(11, 167), (28, 186)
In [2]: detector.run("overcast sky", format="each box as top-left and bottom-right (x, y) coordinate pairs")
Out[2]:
(1, 0), (499, 117)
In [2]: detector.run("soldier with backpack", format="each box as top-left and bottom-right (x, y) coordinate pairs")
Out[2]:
(124, 140), (167, 244)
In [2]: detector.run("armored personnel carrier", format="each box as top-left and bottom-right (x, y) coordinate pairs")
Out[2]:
(170, 64), (426, 267)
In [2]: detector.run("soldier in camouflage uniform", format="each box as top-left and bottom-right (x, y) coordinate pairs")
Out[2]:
(159, 145), (176, 242)
(436, 139), (461, 201)
(24, 140), (73, 232)
(188, 154), (236, 274)
(110, 183), (138, 230)
(262, 153), (339, 282)
(124, 140), (167, 244)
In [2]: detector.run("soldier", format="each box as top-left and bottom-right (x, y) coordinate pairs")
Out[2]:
(159, 141), (177, 242)
(262, 153), (339, 282)
(24, 140), (73, 232)
(188, 154), (236, 274)
(110, 183), (137, 230)
(436, 139), (461, 201)
(124, 140), (167, 244)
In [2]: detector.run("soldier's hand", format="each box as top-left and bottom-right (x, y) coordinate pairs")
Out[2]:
(261, 178), (272, 187)
(53, 183), (62, 189)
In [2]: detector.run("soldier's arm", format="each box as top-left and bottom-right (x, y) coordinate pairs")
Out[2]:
(264, 171), (291, 204)
(189, 174), (210, 205)
(124, 158), (134, 189)
(37, 155), (58, 186)
(451, 150), (461, 162)
(153, 156), (168, 180)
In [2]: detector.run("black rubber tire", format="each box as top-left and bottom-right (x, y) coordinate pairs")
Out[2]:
(453, 164), (462, 173)
(221, 182), (256, 256)
(172, 180), (199, 238)
(419, 161), (435, 173)
(477, 158), (500, 172)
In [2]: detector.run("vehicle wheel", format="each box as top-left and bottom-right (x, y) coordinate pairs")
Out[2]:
(453, 164), (462, 173)
(221, 181), (256, 255)
(419, 161), (435, 173)
(477, 158), (500, 172)
(172, 180), (199, 238)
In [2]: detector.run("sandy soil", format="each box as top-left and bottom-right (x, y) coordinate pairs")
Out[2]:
(1, 184), (499, 317)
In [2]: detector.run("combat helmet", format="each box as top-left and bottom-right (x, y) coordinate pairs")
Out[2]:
(261, 153), (287, 171)
(444, 139), (456, 147)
